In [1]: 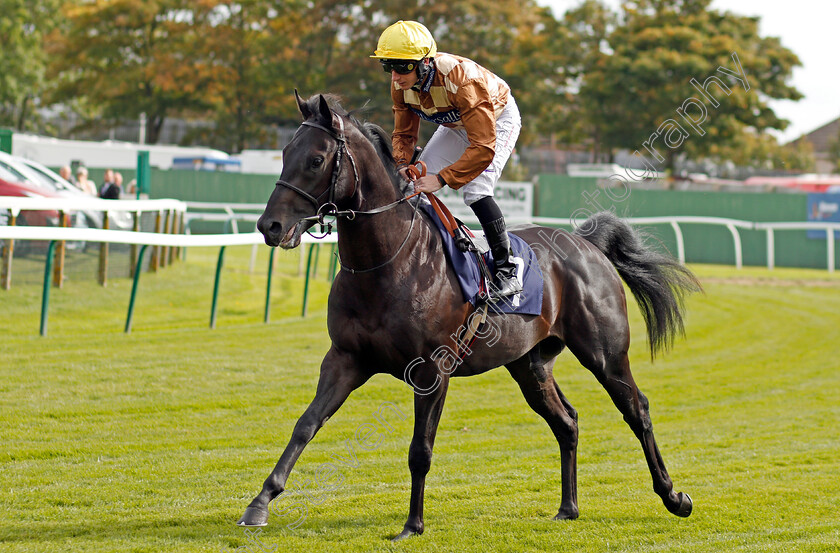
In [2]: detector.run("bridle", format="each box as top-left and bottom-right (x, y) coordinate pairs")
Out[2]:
(275, 116), (419, 229)
(274, 117), (361, 227)
(273, 114), (422, 273)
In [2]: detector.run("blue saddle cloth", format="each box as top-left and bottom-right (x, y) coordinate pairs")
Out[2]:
(419, 204), (543, 316)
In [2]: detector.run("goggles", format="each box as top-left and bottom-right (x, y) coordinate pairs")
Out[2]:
(380, 59), (418, 75)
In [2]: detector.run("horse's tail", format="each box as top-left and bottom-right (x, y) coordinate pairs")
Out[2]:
(574, 211), (702, 358)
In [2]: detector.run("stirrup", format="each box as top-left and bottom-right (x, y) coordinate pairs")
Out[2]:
(487, 275), (523, 302)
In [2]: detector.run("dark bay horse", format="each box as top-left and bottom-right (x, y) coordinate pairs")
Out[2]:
(241, 93), (700, 539)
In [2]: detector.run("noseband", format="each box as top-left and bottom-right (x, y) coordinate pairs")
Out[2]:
(274, 117), (360, 224)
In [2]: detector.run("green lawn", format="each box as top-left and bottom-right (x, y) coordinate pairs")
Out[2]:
(1, 250), (838, 552)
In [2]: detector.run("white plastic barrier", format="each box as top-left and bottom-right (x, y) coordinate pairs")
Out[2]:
(530, 215), (840, 273)
(0, 221), (337, 335)
(0, 197), (187, 216)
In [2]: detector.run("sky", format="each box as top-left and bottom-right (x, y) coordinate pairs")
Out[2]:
(534, 0), (840, 143)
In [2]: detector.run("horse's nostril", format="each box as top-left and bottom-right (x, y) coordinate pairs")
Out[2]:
(269, 222), (283, 235)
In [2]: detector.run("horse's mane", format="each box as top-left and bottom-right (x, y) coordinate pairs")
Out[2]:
(300, 94), (410, 195)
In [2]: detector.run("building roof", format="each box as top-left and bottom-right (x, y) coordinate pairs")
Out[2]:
(791, 116), (840, 154)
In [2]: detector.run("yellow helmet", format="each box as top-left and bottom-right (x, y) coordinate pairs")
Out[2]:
(371, 20), (437, 60)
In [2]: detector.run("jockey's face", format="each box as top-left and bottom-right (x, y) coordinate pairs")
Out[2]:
(391, 68), (419, 91)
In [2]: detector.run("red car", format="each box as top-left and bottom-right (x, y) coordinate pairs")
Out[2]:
(0, 176), (72, 255)
(0, 176), (62, 226)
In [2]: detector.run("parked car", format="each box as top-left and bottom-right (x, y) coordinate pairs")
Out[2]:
(0, 151), (133, 232)
(0, 175), (62, 227)
(0, 175), (74, 255)
(11, 155), (133, 230)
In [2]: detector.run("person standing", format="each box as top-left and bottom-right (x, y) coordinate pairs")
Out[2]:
(99, 169), (120, 199)
(372, 20), (523, 300)
(75, 166), (97, 196)
(59, 165), (77, 186)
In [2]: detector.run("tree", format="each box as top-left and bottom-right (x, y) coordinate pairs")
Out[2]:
(554, 0), (618, 154)
(182, 0), (307, 152)
(46, 0), (217, 144)
(715, 130), (814, 172)
(0, 0), (60, 131)
(578, 0), (802, 171)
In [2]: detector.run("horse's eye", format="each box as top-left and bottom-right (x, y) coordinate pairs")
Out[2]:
(311, 156), (324, 169)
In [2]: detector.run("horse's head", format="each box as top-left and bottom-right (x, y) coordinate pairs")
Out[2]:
(257, 92), (360, 248)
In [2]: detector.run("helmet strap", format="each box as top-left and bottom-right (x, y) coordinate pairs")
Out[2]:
(413, 58), (434, 91)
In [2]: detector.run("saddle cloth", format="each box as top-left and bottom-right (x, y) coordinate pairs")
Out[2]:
(418, 203), (544, 316)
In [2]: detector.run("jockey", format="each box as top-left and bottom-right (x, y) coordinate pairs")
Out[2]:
(372, 20), (523, 301)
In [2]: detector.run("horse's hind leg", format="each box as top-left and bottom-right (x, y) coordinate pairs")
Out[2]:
(566, 328), (692, 517)
(393, 375), (450, 541)
(506, 345), (579, 520)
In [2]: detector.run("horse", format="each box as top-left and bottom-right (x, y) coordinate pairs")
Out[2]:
(240, 93), (701, 540)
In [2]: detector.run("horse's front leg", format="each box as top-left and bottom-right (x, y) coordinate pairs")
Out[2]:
(392, 373), (450, 541)
(238, 347), (368, 527)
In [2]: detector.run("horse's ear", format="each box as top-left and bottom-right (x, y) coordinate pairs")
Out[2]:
(317, 94), (333, 125)
(295, 89), (310, 120)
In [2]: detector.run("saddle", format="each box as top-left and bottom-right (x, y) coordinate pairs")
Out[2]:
(406, 162), (493, 359)
(406, 162), (495, 286)
(404, 162), (543, 320)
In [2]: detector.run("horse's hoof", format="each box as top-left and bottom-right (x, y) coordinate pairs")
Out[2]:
(669, 492), (693, 518)
(553, 506), (579, 521)
(237, 506), (269, 527)
(391, 527), (422, 541)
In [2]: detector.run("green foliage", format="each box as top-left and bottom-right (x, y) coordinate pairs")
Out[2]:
(0, 0), (61, 130)
(17, 0), (807, 168)
(47, 0), (221, 143)
(714, 130), (815, 171)
(1, 257), (839, 552)
(579, 0), (802, 169)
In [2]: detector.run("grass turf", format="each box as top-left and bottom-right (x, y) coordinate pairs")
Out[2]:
(1, 249), (838, 552)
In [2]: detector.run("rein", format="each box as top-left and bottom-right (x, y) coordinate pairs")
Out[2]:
(337, 199), (421, 274)
(277, 115), (423, 273)
(275, 119), (418, 229)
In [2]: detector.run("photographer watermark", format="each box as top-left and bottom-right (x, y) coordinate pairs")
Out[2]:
(569, 51), (751, 227)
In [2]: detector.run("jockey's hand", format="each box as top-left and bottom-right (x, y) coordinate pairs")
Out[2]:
(413, 174), (444, 194)
(397, 166), (412, 182)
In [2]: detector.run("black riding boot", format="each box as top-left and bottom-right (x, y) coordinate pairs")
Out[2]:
(481, 216), (523, 301)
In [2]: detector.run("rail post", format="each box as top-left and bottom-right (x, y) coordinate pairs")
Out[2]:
(302, 244), (318, 317)
(1, 209), (16, 289)
(766, 228), (775, 270)
(171, 211), (182, 263)
(150, 210), (162, 272)
(130, 211), (141, 277)
(160, 209), (171, 268)
(669, 221), (685, 265)
(52, 211), (68, 288)
(98, 211), (110, 285)
(40, 241), (58, 336)
(265, 247), (276, 323)
(725, 223), (743, 269)
(210, 246), (226, 329)
(125, 244), (150, 333)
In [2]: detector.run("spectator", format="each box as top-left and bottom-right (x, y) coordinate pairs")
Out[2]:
(76, 166), (97, 195)
(99, 169), (122, 200)
(59, 165), (77, 186)
(99, 169), (122, 199)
